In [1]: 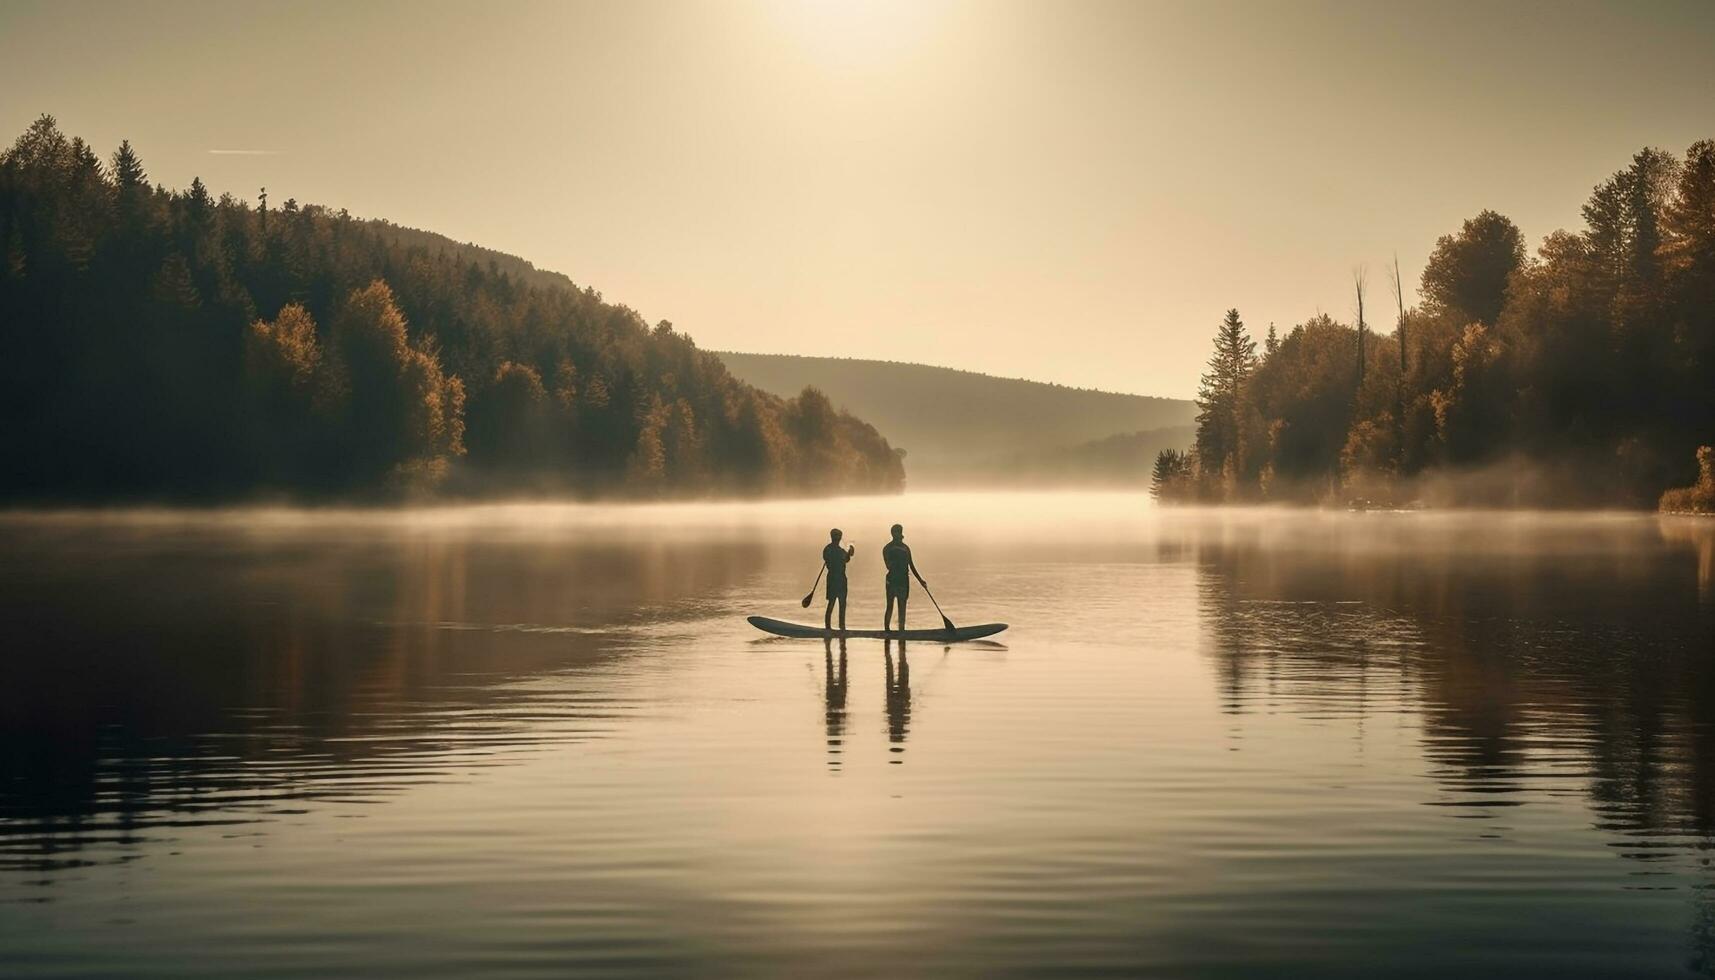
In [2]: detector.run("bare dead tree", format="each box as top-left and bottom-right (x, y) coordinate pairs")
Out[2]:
(1388, 252), (1407, 374)
(1388, 254), (1410, 474)
(1352, 266), (1367, 389)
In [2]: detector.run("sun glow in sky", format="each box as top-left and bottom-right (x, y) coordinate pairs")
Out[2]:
(767, 0), (949, 69)
(3, 0), (1713, 397)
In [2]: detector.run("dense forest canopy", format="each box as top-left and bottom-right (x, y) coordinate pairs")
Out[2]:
(1154, 140), (1715, 510)
(0, 116), (903, 502)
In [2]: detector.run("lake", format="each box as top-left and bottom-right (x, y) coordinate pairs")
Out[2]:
(2, 493), (1713, 978)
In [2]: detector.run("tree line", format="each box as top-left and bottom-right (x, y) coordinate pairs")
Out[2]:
(0, 115), (904, 502)
(1153, 139), (1715, 511)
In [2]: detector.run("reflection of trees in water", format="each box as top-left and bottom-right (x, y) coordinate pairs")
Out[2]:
(1661, 517), (1715, 602)
(1200, 587), (1419, 721)
(1190, 514), (1715, 970)
(0, 526), (763, 884)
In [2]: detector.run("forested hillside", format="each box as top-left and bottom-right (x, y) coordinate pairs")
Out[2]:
(0, 116), (903, 501)
(717, 352), (1195, 480)
(1154, 139), (1715, 510)
(955, 426), (1196, 488)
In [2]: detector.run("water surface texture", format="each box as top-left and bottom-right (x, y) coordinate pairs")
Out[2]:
(3, 494), (1714, 978)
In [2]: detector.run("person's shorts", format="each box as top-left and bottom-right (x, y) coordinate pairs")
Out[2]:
(885, 577), (909, 600)
(826, 578), (848, 600)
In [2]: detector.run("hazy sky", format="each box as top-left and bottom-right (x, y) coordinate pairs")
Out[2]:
(3, 0), (1713, 398)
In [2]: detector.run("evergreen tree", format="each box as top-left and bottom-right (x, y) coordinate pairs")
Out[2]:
(184, 176), (212, 229)
(111, 140), (146, 189)
(1193, 309), (1256, 485)
(1150, 448), (1189, 501)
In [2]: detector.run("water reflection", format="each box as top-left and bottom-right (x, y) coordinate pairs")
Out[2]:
(815, 637), (914, 768)
(0, 517), (764, 880)
(884, 640), (912, 761)
(1198, 514), (1715, 817)
(823, 637), (847, 771)
(4, 498), (1715, 978)
(1189, 511), (1715, 971)
(1661, 516), (1715, 601)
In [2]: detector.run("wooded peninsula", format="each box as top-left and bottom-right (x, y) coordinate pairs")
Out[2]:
(1152, 139), (1715, 512)
(0, 116), (903, 502)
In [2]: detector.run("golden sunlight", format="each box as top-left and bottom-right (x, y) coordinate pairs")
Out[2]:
(765, 0), (950, 69)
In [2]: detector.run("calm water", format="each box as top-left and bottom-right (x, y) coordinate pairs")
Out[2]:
(2, 493), (1714, 978)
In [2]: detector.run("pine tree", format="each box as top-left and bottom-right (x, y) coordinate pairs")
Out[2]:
(1264, 322), (1279, 358)
(1628, 149), (1676, 284)
(9, 114), (68, 172)
(111, 140), (146, 189)
(185, 177), (212, 227)
(1150, 449), (1189, 501)
(1193, 309), (1256, 485)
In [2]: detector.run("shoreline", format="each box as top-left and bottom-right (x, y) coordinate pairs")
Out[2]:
(3, 490), (1709, 524)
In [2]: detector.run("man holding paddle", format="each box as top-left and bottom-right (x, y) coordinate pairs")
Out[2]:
(882, 523), (929, 632)
(813, 528), (855, 631)
(756, 525), (982, 639)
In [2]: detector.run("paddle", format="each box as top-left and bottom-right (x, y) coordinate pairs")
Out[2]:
(917, 579), (956, 632)
(800, 564), (825, 608)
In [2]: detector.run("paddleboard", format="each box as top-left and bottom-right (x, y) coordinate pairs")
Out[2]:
(748, 615), (1007, 642)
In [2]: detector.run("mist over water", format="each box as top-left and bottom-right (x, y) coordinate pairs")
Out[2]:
(2, 493), (1713, 978)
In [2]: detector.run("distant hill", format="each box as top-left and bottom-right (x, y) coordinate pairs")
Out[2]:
(367, 220), (582, 295)
(716, 352), (1196, 482)
(956, 426), (1198, 488)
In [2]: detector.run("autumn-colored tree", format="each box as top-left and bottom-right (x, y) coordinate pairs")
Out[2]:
(1659, 446), (1715, 513)
(323, 280), (464, 486)
(626, 394), (669, 491)
(1420, 210), (1524, 326)
(467, 361), (551, 474)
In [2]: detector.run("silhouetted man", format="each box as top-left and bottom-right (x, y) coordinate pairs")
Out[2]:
(822, 528), (854, 631)
(882, 523), (926, 631)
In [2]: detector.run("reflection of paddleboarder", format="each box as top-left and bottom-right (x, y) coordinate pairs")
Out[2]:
(822, 529), (855, 631)
(823, 637), (847, 770)
(882, 524), (927, 632)
(885, 639), (910, 760)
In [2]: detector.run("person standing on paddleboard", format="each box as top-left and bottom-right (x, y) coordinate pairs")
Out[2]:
(882, 524), (927, 632)
(822, 529), (855, 631)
